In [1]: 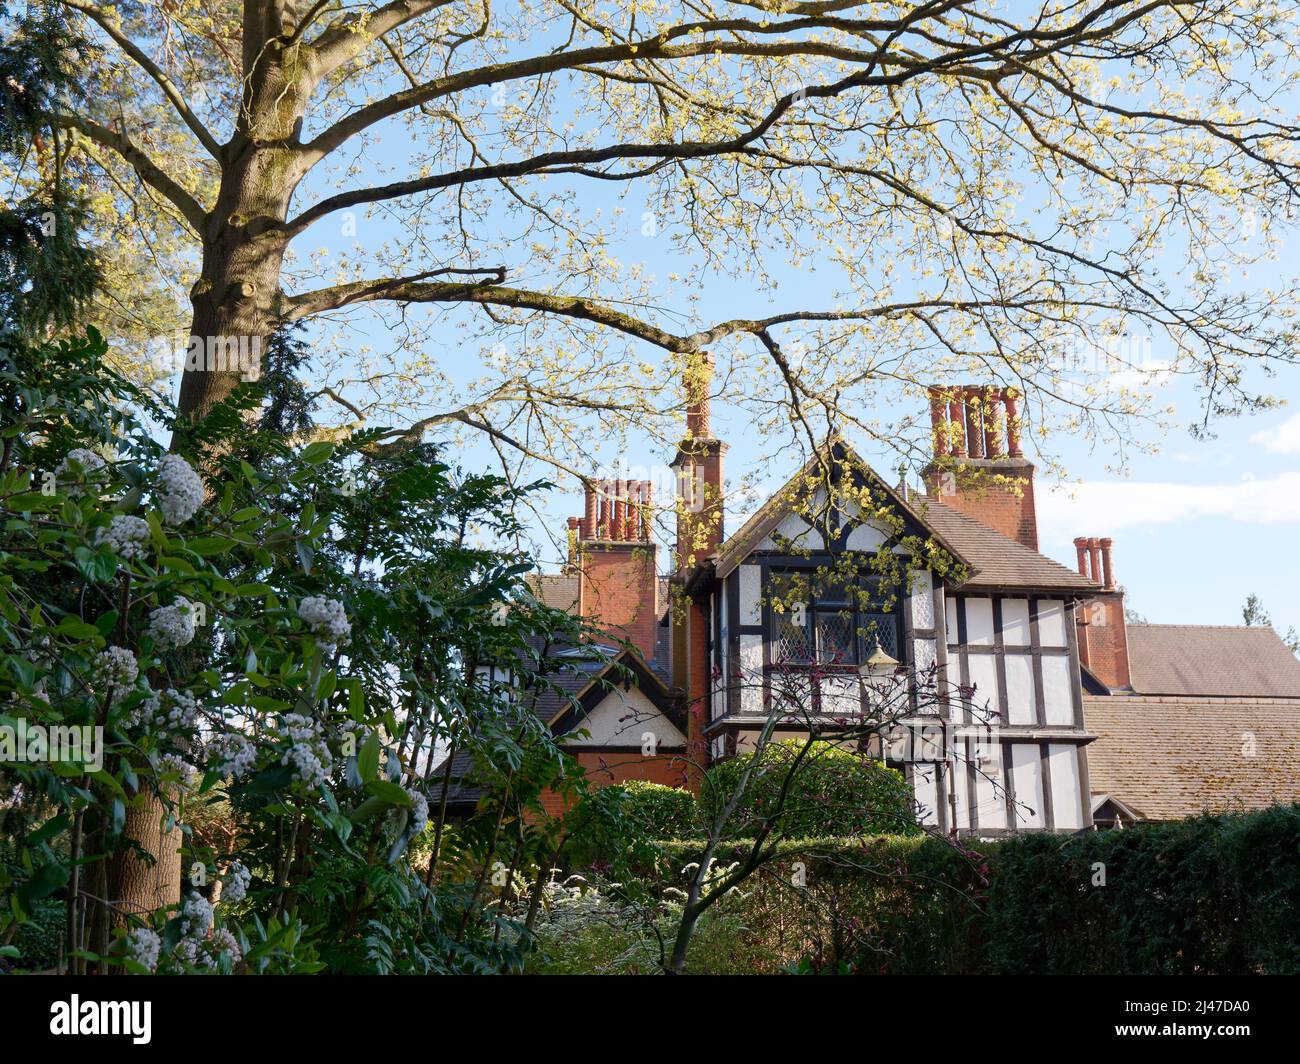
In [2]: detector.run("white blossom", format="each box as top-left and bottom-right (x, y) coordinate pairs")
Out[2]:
(144, 688), (201, 732)
(407, 787), (429, 836)
(209, 731), (256, 778)
(124, 927), (161, 972)
(282, 741), (330, 790)
(179, 894), (213, 939)
(146, 597), (198, 650)
(156, 454), (204, 526)
(157, 752), (200, 790)
(95, 514), (150, 560)
(94, 646), (138, 695)
(222, 861), (251, 905)
(208, 927), (242, 966)
(297, 595), (351, 654)
(56, 448), (107, 495)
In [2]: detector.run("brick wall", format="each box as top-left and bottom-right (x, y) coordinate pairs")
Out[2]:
(536, 751), (689, 816)
(578, 542), (659, 659)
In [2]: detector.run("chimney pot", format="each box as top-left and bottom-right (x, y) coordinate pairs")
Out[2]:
(948, 395), (968, 458)
(1003, 387), (1024, 457)
(1099, 537), (1115, 589)
(686, 352), (714, 438)
(583, 484), (598, 539)
(929, 388), (950, 457)
(1073, 536), (1091, 579)
(965, 387), (985, 459)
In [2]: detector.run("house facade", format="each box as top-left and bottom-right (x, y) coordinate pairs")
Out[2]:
(476, 365), (1300, 833)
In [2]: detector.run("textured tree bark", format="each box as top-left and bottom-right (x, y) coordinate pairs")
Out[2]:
(107, 11), (316, 921)
(110, 793), (185, 925)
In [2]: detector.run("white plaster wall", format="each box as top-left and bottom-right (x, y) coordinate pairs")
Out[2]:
(739, 564), (762, 625)
(820, 675), (860, 717)
(845, 519), (889, 551)
(1005, 653), (1038, 725)
(909, 570), (935, 628)
(738, 633), (764, 714)
(1047, 744), (1084, 829)
(1009, 743), (1045, 829)
(973, 740), (1007, 830)
(1042, 655), (1075, 726)
(1001, 598), (1031, 645)
(1038, 600), (1069, 646)
(564, 684), (687, 749)
(913, 764), (940, 827)
(964, 597), (995, 646)
(951, 750), (970, 830)
(966, 654), (1001, 726)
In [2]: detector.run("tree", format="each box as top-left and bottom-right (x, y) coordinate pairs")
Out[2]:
(37, 0), (1300, 482)
(1242, 593), (1299, 656)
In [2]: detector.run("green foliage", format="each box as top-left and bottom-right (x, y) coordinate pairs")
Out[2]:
(0, 329), (601, 974)
(607, 781), (700, 840)
(698, 740), (918, 840)
(590, 806), (1300, 974)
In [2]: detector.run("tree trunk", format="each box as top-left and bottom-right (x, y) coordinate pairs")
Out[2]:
(107, 12), (316, 923)
(109, 794), (185, 925)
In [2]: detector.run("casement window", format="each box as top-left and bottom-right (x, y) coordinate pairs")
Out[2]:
(768, 575), (902, 669)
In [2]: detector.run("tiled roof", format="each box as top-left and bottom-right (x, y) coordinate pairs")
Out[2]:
(1083, 694), (1300, 821)
(526, 572), (579, 611)
(910, 495), (1098, 592)
(1126, 624), (1300, 698)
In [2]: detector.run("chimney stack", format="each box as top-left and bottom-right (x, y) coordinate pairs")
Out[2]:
(571, 479), (659, 660)
(671, 351), (726, 789)
(1071, 533), (1130, 689)
(923, 384), (1038, 550)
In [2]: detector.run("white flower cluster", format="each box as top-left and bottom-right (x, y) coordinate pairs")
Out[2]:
(297, 595), (351, 654)
(156, 454), (204, 526)
(56, 448), (107, 495)
(95, 514), (150, 560)
(407, 787), (429, 837)
(124, 927), (161, 972)
(222, 861), (251, 905)
(139, 687), (201, 733)
(208, 731), (257, 778)
(146, 597), (198, 651)
(94, 646), (138, 695)
(157, 752), (200, 790)
(278, 712), (333, 790)
(179, 894), (213, 939)
(175, 924), (242, 971)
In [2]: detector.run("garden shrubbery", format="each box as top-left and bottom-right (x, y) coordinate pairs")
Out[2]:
(540, 805), (1300, 974)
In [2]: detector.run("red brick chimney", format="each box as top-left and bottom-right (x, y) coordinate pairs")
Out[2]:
(669, 351), (725, 787)
(1072, 535), (1131, 689)
(570, 479), (659, 660)
(922, 385), (1038, 550)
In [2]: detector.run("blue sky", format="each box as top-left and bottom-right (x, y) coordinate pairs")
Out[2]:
(171, 28), (1300, 640)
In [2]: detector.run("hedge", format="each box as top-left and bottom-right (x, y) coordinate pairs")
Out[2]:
(697, 740), (919, 839)
(630, 805), (1300, 974)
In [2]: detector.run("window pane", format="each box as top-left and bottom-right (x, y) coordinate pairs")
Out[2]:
(857, 613), (899, 661)
(816, 610), (855, 664)
(773, 614), (811, 664)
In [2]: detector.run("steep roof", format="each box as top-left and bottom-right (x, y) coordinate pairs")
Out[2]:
(712, 440), (969, 579)
(912, 495), (1098, 593)
(526, 572), (579, 611)
(1083, 694), (1300, 820)
(434, 644), (679, 809)
(1127, 625), (1300, 698)
(707, 438), (1097, 594)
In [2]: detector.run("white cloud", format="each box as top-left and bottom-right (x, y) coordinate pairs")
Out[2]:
(1250, 414), (1300, 455)
(1038, 472), (1300, 542)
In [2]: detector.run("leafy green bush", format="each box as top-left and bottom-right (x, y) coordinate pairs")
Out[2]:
(591, 806), (1300, 974)
(614, 781), (700, 839)
(698, 740), (918, 839)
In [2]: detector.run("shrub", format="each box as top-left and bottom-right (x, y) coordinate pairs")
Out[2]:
(615, 781), (700, 839)
(698, 740), (918, 839)
(593, 806), (1300, 974)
